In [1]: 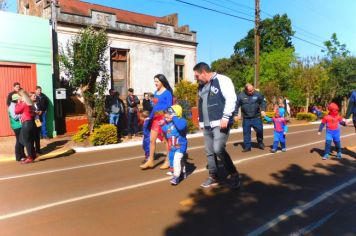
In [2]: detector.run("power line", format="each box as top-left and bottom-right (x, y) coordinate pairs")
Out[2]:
(291, 35), (326, 50)
(201, 0), (253, 18)
(174, 0), (327, 50)
(175, 0), (254, 22)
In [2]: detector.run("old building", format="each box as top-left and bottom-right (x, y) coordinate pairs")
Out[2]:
(19, 0), (197, 134)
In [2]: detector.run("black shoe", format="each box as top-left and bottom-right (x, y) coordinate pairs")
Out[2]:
(242, 148), (251, 152)
(258, 143), (265, 150)
(230, 174), (241, 189)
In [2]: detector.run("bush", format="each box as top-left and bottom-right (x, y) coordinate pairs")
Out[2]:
(296, 112), (317, 122)
(89, 124), (118, 146)
(186, 118), (198, 134)
(72, 124), (89, 143)
(231, 119), (240, 129)
(174, 80), (198, 108)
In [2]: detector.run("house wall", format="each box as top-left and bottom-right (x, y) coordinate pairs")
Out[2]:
(0, 11), (55, 137)
(57, 26), (196, 96)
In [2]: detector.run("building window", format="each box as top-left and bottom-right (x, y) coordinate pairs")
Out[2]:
(174, 55), (185, 84)
(111, 48), (129, 97)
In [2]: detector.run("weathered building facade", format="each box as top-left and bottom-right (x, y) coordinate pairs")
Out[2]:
(19, 0), (197, 95)
(19, 0), (197, 133)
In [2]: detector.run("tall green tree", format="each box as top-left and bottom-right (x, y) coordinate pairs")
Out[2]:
(291, 57), (329, 111)
(234, 14), (295, 58)
(327, 56), (356, 113)
(59, 27), (109, 133)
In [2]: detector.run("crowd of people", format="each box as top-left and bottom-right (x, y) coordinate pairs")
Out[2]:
(7, 64), (356, 189)
(7, 83), (49, 163)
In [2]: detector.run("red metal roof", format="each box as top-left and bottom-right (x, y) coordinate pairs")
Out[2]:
(57, 0), (171, 27)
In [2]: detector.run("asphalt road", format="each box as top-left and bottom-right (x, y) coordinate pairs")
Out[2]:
(0, 123), (355, 236)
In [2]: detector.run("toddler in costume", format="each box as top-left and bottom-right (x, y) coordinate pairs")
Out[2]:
(318, 103), (346, 160)
(264, 108), (288, 153)
(161, 105), (188, 185)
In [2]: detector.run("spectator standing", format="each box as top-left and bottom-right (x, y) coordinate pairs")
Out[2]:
(235, 83), (267, 152)
(126, 88), (140, 138)
(35, 86), (49, 139)
(105, 89), (122, 126)
(142, 93), (153, 113)
(7, 82), (21, 107)
(30, 92), (42, 155)
(8, 94), (25, 161)
(15, 89), (36, 164)
(194, 62), (240, 189)
(284, 96), (291, 117)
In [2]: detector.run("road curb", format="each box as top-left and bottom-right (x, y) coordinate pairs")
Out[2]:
(74, 122), (318, 153)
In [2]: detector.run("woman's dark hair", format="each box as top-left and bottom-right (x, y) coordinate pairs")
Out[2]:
(154, 74), (173, 95)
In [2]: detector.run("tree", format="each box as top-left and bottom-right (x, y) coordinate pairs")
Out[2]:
(322, 33), (350, 60)
(327, 56), (356, 113)
(291, 57), (329, 111)
(234, 14), (295, 58)
(259, 48), (296, 101)
(59, 27), (109, 133)
(0, 0), (7, 10)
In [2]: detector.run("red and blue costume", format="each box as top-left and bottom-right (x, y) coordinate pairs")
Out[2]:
(264, 111), (288, 152)
(318, 103), (346, 159)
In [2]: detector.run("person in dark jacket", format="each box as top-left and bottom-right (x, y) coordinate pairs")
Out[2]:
(235, 83), (266, 152)
(142, 93), (153, 113)
(346, 90), (356, 132)
(6, 82), (21, 107)
(35, 86), (49, 139)
(126, 88), (140, 137)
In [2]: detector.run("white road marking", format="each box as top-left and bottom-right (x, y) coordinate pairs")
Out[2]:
(0, 133), (354, 220)
(289, 210), (337, 236)
(0, 128), (318, 181)
(246, 177), (356, 236)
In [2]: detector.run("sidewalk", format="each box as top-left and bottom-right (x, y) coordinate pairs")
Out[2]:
(0, 118), (314, 162)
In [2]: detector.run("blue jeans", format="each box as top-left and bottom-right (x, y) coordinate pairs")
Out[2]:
(109, 113), (120, 126)
(272, 131), (286, 150)
(242, 117), (264, 149)
(127, 112), (138, 135)
(41, 111), (48, 138)
(204, 126), (237, 177)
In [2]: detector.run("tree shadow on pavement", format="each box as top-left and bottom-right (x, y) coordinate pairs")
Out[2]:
(41, 140), (69, 155)
(164, 159), (356, 236)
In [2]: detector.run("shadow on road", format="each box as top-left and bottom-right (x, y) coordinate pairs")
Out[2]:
(164, 158), (356, 236)
(41, 140), (69, 155)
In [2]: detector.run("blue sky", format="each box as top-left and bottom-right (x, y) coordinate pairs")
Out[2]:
(6, 0), (356, 64)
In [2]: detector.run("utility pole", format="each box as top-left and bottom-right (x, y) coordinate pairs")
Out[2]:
(254, 0), (260, 89)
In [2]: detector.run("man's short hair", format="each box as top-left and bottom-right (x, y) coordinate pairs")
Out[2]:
(193, 62), (212, 73)
(13, 82), (20, 87)
(109, 88), (115, 93)
(128, 88), (134, 93)
(36, 86), (42, 90)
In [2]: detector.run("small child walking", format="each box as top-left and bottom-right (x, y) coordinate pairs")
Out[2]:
(264, 109), (288, 153)
(318, 103), (346, 160)
(161, 105), (188, 185)
(141, 111), (151, 164)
